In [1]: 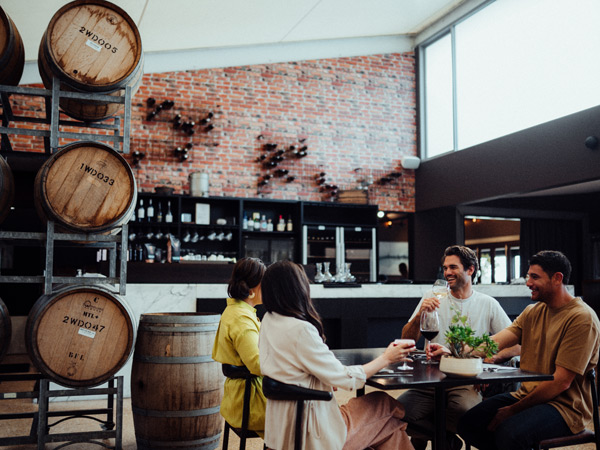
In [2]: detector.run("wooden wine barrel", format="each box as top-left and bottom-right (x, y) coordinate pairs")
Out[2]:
(0, 297), (11, 364)
(25, 285), (136, 387)
(131, 313), (224, 450)
(38, 0), (143, 121)
(0, 6), (25, 86)
(0, 155), (14, 224)
(34, 141), (136, 234)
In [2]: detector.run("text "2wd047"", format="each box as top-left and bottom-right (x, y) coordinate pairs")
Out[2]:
(80, 163), (115, 185)
(63, 315), (106, 333)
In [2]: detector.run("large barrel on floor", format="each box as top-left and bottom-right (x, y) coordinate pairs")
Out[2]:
(25, 285), (136, 387)
(131, 313), (224, 450)
(0, 297), (11, 364)
(0, 6), (25, 86)
(38, 0), (143, 121)
(34, 141), (136, 234)
(0, 155), (14, 224)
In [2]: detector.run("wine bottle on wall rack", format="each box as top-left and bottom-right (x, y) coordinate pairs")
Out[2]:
(137, 199), (145, 221)
(147, 199), (154, 221)
(156, 202), (163, 222)
(165, 201), (173, 223)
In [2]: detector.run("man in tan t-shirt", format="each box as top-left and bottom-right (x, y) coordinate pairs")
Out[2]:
(454, 250), (600, 450)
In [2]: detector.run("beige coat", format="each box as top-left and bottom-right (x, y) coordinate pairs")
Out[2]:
(259, 312), (366, 450)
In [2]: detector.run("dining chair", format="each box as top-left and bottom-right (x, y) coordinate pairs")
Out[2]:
(221, 364), (265, 450)
(262, 376), (333, 449)
(536, 369), (599, 450)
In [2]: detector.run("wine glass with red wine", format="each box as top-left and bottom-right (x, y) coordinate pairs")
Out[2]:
(420, 309), (440, 365)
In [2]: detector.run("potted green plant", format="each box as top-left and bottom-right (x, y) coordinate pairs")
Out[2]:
(439, 309), (499, 377)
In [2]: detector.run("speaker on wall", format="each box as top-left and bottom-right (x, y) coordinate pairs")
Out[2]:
(401, 155), (421, 170)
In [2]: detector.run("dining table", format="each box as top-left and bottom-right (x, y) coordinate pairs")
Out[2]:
(333, 347), (554, 450)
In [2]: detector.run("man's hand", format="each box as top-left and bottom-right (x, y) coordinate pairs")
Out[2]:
(427, 343), (451, 360)
(419, 296), (440, 313)
(488, 405), (514, 431)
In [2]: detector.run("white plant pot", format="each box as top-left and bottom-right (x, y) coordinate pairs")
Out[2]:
(439, 356), (483, 377)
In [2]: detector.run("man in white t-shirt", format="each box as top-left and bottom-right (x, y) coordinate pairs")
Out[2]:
(398, 245), (520, 450)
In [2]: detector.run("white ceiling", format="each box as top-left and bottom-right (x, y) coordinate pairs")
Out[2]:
(2, 0), (483, 83)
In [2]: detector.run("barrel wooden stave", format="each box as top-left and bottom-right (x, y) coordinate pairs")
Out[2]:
(131, 313), (224, 450)
(34, 141), (136, 234)
(25, 285), (136, 387)
(0, 155), (14, 224)
(0, 6), (25, 86)
(37, 0), (143, 121)
(0, 298), (11, 364)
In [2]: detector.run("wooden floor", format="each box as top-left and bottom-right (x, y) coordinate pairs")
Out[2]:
(0, 378), (596, 450)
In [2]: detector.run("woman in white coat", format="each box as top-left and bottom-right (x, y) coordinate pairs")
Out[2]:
(259, 260), (415, 450)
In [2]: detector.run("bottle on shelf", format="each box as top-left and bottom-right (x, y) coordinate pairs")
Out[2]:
(260, 215), (267, 232)
(277, 215), (285, 232)
(137, 199), (145, 221)
(247, 213), (254, 230)
(253, 212), (261, 231)
(156, 202), (163, 223)
(147, 199), (154, 221)
(286, 215), (293, 232)
(242, 213), (248, 230)
(165, 201), (173, 223)
(267, 218), (273, 232)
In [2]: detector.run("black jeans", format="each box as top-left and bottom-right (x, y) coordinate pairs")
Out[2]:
(457, 393), (573, 450)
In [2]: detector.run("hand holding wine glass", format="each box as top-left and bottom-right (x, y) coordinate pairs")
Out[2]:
(420, 309), (440, 365)
(394, 338), (416, 371)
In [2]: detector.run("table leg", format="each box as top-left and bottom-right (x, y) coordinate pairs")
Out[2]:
(433, 386), (446, 450)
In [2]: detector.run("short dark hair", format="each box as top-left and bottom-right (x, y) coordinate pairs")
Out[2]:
(442, 245), (478, 281)
(261, 261), (326, 341)
(529, 250), (571, 285)
(227, 257), (266, 300)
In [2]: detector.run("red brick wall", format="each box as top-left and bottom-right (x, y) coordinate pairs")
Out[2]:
(7, 52), (416, 212)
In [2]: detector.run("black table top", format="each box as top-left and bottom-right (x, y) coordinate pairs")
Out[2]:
(332, 347), (553, 390)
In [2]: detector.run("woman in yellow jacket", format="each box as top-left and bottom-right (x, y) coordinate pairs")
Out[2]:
(212, 257), (267, 437)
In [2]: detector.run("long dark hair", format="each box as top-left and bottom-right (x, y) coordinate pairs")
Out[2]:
(261, 261), (326, 341)
(227, 257), (266, 300)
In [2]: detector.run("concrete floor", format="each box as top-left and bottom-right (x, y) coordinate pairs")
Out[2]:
(0, 377), (596, 450)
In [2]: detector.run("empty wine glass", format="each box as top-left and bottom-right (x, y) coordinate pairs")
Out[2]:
(420, 309), (440, 365)
(314, 263), (324, 283)
(323, 262), (334, 282)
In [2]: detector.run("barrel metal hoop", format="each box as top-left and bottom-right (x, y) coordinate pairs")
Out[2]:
(139, 325), (219, 333)
(132, 405), (220, 418)
(139, 315), (220, 324)
(133, 355), (215, 364)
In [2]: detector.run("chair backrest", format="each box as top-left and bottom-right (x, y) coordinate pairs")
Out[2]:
(222, 363), (254, 379)
(588, 369), (600, 448)
(262, 376), (333, 449)
(262, 376), (333, 402)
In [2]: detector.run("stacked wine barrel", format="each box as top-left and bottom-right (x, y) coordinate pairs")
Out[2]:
(37, 0), (144, 121)
(0, 6), (24, 86)
(25, 285), (136, 387)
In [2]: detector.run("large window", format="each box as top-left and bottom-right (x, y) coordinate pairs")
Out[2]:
(420, 0), (600, 158)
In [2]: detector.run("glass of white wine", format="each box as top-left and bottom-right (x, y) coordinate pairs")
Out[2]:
(432, 278), (449, 301)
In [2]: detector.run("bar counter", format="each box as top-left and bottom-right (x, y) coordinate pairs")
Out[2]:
(47, 283), (536, 399)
